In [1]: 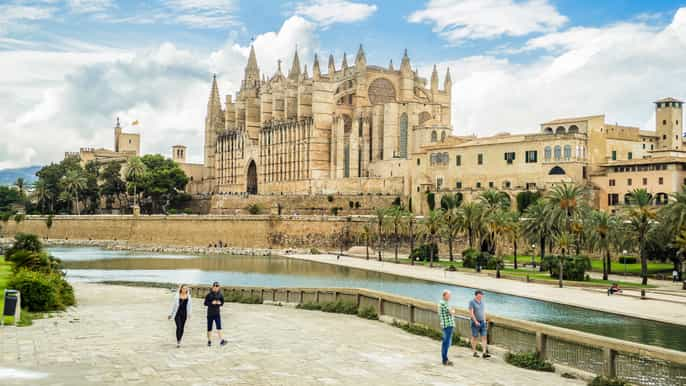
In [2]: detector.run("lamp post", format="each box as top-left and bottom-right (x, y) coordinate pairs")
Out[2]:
(622, 249), (628, 276)
(531, 244), (536, 270)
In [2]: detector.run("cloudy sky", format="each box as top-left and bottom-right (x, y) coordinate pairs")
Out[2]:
(1, 0), (685, 168)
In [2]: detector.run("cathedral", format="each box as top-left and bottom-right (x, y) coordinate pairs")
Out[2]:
(182, 45), (452, 198)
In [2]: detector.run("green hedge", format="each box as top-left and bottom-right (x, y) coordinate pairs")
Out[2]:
(617, 257), (637, 265)
(462, 249), (503, 270)
(8, 269), (74, 312)
(410, 243), (439, 262)
(541, 255), (591, 281)
(504, 352), (555, 372)
(588, 376), (629, 386)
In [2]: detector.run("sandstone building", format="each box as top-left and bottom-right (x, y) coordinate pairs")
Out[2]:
(65, 117), (140, 166)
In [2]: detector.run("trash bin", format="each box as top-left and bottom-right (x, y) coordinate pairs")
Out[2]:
(2, 289), (21, 326)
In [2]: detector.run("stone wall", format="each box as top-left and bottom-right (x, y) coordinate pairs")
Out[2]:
(210, 194), (401, 215)
(2, 215), (376, 249)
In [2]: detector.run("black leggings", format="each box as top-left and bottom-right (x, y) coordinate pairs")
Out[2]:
(175, 314), (187, 342)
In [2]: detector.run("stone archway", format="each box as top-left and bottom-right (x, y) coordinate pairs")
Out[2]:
(247, 160), (257, 195)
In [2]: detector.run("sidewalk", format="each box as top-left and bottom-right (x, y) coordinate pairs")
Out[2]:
(286, 252), (686, 326)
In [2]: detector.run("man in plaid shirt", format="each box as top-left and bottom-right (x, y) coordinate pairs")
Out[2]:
(438, 290), (456, 365)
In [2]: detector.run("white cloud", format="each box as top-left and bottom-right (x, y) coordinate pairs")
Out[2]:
(408, 0), (567, 44)
(0, 3), (57, 35)
(67, 0), (115, 14)
(293, 0), (377, 27)
(163, 0), (239, 28)
(0, 16), (318, 169)
(424, 8), (686, 137)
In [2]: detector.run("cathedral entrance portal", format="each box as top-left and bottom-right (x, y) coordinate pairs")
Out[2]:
(247, 160), (257, 195)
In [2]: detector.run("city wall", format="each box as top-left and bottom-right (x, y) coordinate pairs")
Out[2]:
(209, 194), (400, 215)
(2, 215), (376, 249)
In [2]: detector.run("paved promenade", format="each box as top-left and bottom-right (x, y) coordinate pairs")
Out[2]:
(0, 283), (582, 386)
(287, 253), (686, 326)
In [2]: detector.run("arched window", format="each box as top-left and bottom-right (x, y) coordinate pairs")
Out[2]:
(344, 143), (350, 178)
(544, 127), (553, 134)
(343, 114), (352, 133)
(563, 145), (572, 160)
(568, 125), (579, 133)
(399, 113), (408, 158)
(544, 146), (552, 161)
(548, 166), (566, 175)
(431, 130), (437, 142)
(441, 131), (446, 142)
(555, 126), (566, 134)
(554, 145), (562, 160)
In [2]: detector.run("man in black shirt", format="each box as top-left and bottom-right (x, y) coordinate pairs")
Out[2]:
(204, 281), (227, 347)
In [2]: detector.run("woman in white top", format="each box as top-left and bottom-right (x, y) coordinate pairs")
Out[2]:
(168, 284), (192, 348)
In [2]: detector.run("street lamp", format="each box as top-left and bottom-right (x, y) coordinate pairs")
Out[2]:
(531, 244), (536, 269)
(622, 249), (628, 276)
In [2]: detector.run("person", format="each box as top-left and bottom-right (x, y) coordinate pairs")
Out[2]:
(438, 290), (456, 365)
(608, 283), (623, 295)
(204, 281), (227, 347)
(168, 284), (192, 348)
(469, 290), (490, 358)
(674, 269), (680, 283)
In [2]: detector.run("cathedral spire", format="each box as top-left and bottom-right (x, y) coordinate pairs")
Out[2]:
(388, 59), (394, 71)
(355, 44), (366, 69)
(313, 53), (321, 80)
(208, 74), (221, 114)
(243, 45), (260, 88)
(341, 52), (348, 69)
(444, 67), (452, 92)
(400, 48), (411, 74)
(302, 64), (309, 80)
(431, 64), (439, 91)
(288, 46), (301, 80)
(328, 54), (335, 75)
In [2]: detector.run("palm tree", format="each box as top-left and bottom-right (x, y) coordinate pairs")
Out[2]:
(625, 188), (656, 285)
(33, 180), (52, 214)
(62, 170), (86, 215)
(387, 206), (409, 263)
(673, 227), (686, 288)
(15, 177), (25, 196)
(479, 189), (510, 211)
(420, 209), (444, 267)
(660, 186), (686, 235)
(546, 183), (587, 235)
(126, 156), (146, 209)
(408, 215), (416, 265)
(505, 211), (522, 270)
(459, 202), (483, 249)
(522, 200), (551, 270)
(441, 207), (463, 261)
(373, 208), (388, 261)
(482, 208), (510, 256)
(361, 224), (373, 260)
(554, 232), (573, 288)
(588, 210), (619, 281)
(45, 214), (54, 240)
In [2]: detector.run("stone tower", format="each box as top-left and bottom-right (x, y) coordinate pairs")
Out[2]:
(172, 145), (187, 163)
(204, 74), (224, 176)
(113, 117), (122, 152)
(655, 97), (684, 150)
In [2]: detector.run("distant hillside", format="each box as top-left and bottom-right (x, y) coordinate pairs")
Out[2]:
(0, 165), (42, 186)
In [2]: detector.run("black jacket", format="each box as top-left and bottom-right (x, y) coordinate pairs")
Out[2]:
(204, 291), (224, 317)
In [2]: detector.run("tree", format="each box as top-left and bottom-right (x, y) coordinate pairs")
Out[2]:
(440, 192), (462, 211)
(505, 211), (522, 269)
(458, 202), (483, 249)
(14, 178), (25, 197)
(625, 188), (656, 285)
(673, 227), (686, 287)
(100, 162), (127, 210)
(361, 224), (373, 260)
(546, 183), (587, 237)
(522, 200), (551, 271)
(426, 192), (436, 211)
(61, 170), (87, 215)
(408, 215), (416, 265)
(33, 180), (53, 214)
(373, 208), (388, 261)
(45, 214), (54, 240)
(588, 210), (621, 280)
(387, 206), (409, 263)
(126, 156), (147, 209)
(516, 191), (540, 213)
(420, 209), (444, 267)
(554, 232), (573, 288)
(138, 155), (189, 213)
(441, 207), (462, 261)
(0, 186), (23, 213)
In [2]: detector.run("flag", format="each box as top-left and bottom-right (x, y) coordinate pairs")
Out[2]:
(131, 120), (139, 126)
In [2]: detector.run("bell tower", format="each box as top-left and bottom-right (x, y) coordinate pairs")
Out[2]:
(655, 97), (684, 150)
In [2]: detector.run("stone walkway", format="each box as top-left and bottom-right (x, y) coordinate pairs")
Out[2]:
(287, 253), (686, 326)
(0, 283), (583, 386)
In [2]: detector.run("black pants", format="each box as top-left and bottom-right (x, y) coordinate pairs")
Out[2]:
(175, 314), (187, 342)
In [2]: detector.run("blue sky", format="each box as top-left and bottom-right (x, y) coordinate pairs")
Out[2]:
(1, 0), (686, 168)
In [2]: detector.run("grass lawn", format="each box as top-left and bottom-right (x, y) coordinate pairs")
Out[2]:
(0, 256), (34, 326)
(500, 268), (654, 288)
(589, 259), (673, 275)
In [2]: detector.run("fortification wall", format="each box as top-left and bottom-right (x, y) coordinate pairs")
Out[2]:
(210, 194), (401, 215)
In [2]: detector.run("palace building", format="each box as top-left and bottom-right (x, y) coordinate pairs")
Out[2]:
(175, 45), (684, 214)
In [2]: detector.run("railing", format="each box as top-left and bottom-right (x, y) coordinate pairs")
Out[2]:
(189, 284), (686, 386)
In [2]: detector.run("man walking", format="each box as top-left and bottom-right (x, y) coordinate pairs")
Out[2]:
(469, 290), (490, 358)
(438, 290), (456, 365)
(204, 281), (227, 347)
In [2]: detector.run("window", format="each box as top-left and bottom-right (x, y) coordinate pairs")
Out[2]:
(663, 120), (667, 126)
(643, 178), (648, 186)
(476, 182), (481, 189)
(456, 181), (462, 189)
(441, 131), (446, 142)
(563, 145), (571, 160)
(628, 152), (632, 160)
(526, 182), (536, 190)
(399, 113), (408, 158)
(659, 177), (664, 185)
(503, 181), (511, 189)
(611, 150), (617, 161)
(477, 153), (483, 165)
(489, 181), (494, 188)
(544, 146), (551, 161)
(455, 155), (461, 166)
(554, 145), (561, 161)
(417, 158), (421, 166)
(431, 130), (437, 142)
(627, 178), (632, 186)
(504, 152), (515, 164)
(608, 193), (619, 206)
(525, 150), (538, 163)
(642, 143), (646, 149)
(436, 177), (443, 191)
(651, 144), (654, 150)
(609, 179), (615, 186)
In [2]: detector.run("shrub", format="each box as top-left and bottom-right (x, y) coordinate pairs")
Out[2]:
(224, 291), (262, 304)
(183, 208), (193, 215)
(410, 243), (439, 262)
(617, 256), (637, 265)
(310, 248), (320, 254)
(321, 300), (358, 314)
(587, 376), (629, 386)
(542, 255), (592, 281)
(357, 306), (378, 320)
(167, 208), (178, 214)
(504, 352), (554, 372)
(7, 251), (62, 273)
(391, 320), (461, 345)
(6, 233), (43, 257)
(462, 249), (502, 270)
(426, 192), (435, 211)
(297, 302), (322, 311)
(8, 270), (74, 312)
(461, 248), (479, 268)
(246, 204), (263, 215)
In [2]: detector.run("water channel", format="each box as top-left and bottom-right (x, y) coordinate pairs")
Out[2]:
(52, 246), (686, 352)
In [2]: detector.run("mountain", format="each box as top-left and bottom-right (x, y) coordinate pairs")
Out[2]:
(0, 166), (42, 186)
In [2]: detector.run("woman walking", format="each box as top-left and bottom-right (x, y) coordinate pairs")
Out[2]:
(169, 284), (192, 348)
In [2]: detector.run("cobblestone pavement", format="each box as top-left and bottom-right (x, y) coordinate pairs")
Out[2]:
(0, 283), (583, 386)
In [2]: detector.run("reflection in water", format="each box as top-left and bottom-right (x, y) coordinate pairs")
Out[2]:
(53, 247), (686, 352)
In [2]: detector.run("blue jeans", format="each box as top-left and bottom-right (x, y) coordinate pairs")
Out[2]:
(441, 326), (453, 363)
